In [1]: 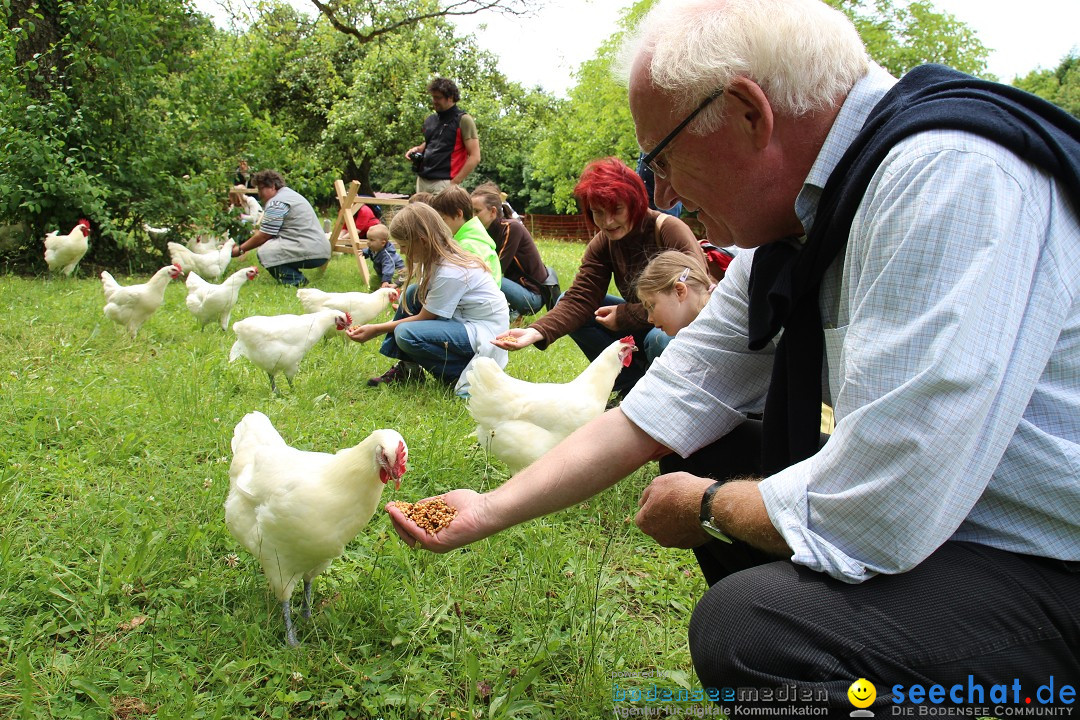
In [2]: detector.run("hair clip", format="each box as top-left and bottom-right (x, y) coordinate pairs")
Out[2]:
(677, 268), (690, 283)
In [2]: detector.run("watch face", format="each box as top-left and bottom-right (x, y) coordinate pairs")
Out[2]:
(701, 520), (733, 544)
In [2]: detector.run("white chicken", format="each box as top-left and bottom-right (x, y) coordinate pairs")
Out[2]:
(229, 309), (352, 393)
(295, 286), (399, 326)
(43, 219), (91, 276)
(466, 336), (637, 473)
(185, 266), (259, 330)
(100, 264), (183, 337)
(187, 234), (222, 255)
(225, 411), (408, 646)
(168, 239), (235, 280)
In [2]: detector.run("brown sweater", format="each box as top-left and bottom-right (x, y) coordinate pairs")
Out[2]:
(530, 210), (703, 349)
(485, 218), (548, 294)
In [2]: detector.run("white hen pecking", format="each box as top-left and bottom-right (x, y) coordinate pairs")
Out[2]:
(295, 286), (399, 326)
(100, 264), (183, 337)
(466, 336), (637, 473)
(225, 411), (408, 646)
(168, 239), (235, 280)
(229, 309), (352, 393)
(185, 266), (259, 330)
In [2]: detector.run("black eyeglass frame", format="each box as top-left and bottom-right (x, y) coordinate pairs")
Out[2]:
(641, 88), (724, 179)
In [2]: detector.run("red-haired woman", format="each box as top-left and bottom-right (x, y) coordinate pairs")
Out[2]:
(492, 157), (705, 394)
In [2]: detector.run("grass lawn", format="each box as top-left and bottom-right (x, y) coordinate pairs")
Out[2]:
(0, 239), (711, 719)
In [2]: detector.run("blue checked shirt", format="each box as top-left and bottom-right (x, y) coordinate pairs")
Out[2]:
(622, 65), (1080, 583)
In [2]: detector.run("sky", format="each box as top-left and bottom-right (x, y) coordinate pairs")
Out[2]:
(194, 0), (1080, 97)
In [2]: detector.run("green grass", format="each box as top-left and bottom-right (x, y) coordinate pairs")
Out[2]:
(0, 240), (710, 719)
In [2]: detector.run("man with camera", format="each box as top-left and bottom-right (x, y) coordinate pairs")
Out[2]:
(405, 77), (481, 194)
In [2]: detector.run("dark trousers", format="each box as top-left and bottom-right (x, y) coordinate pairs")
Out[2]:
(662, 421), (1080, 712)
(265, 257), (328, 286)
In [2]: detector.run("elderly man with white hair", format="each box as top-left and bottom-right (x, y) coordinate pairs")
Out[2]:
(389, 0), (1080, 709)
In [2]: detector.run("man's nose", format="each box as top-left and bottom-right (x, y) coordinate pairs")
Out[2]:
(653, 176), (679, 211)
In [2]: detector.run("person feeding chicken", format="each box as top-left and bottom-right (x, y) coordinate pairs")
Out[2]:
(225, 411), (407, 647)
(348, 202), (508, 395)
(230, 170), (330, 287)
(491, 157), (705, 397)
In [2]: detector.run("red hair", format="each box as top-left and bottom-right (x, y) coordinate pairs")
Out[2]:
(573, 157), (650, 234)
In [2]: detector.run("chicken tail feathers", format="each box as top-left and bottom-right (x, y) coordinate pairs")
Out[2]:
(229, 339), (246, 363)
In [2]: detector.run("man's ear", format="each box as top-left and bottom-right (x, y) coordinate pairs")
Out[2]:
(725, 77), (774, 150)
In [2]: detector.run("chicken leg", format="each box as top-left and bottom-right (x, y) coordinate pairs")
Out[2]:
(302, 579), (313, 620)
(282, 600), (300, 647)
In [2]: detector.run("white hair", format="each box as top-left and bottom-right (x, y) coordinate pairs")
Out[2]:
(619, 0), (869, 131)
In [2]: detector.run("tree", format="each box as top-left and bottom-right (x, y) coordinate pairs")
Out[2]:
(528, 0), (991, 214)
(307, 0), (557, 206)
(526, 0), (654, 214)
(1013, 53), (1080, 118)
(827, 0), (990, 78)
(307, 0), (529, 45)
(0, 0), (236, 268)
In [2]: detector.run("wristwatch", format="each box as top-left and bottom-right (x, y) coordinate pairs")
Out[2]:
(699, 481), (733, 544)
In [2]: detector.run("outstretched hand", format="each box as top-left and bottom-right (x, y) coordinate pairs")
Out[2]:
(386, 489), (490, 553)
(346, 324), (380, 343)
(491, 327), (543, 351)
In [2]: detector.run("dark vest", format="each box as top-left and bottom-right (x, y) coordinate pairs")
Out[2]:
(747, 64), (1080, 474)
(420, 105), (465, 180)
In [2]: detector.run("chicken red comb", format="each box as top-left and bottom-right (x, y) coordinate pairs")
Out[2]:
(619, 335), (637, 367)
(395, 440), (407, 477)
(78, 218), (91, 230)
(344, 312), (353, 325)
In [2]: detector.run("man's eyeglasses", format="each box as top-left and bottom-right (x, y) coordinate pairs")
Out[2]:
(641, 88), (724, 179)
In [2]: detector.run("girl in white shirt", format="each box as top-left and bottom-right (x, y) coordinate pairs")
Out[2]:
(347, 202), (508, 394)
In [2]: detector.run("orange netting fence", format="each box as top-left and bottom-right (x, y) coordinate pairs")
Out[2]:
(520, 214), (592, 242)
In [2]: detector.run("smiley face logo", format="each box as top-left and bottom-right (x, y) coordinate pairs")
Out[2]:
(848, 678), (877, 708)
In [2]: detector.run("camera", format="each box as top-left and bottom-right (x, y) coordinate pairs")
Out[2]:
(408, 150), (424, 174)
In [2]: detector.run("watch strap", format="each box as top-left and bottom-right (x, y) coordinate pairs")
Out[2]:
(699, 480), (724, 524)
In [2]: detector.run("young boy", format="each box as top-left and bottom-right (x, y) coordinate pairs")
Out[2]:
(363, 224), (405, 291)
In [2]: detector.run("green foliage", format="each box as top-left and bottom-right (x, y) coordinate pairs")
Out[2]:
(1013, 53), (1080, 117)
(0, 240), (711, 718)
(827, 0), (991, 78)
(527, 0), (656, 214)
(528, 0), (993, 213)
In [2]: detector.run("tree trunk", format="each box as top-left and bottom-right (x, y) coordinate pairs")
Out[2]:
(8, 0), (66, 101)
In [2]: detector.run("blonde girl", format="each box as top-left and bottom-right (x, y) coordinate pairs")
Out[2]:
(347, 203), (508, 393)
(635, 250), (714, 337)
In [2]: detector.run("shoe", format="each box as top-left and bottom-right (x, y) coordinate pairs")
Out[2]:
(367, 362), (424, 387)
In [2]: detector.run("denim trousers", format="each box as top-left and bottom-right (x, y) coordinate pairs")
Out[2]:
(377, 284), (473, 383)
(565, 294), (672, 393)
(500, 277), (544, 316)
(265, 257), (328, 286)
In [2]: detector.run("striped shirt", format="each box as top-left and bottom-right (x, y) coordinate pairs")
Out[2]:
(622, 64), (1080, 583)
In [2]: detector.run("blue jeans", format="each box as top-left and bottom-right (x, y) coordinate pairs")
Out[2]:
(565, 294), (673, 393)
(501, 277), (544, 316)
(265, 257), (328, 286)
(378, 285), (474, 383)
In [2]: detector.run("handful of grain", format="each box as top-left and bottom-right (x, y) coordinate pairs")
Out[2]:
(391, 498), (457, 535)
(347, 324), (361, 333)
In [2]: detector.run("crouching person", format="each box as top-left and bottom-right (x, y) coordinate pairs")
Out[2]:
(232, 170), (330, 287)
(347, 203), (509, 396)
